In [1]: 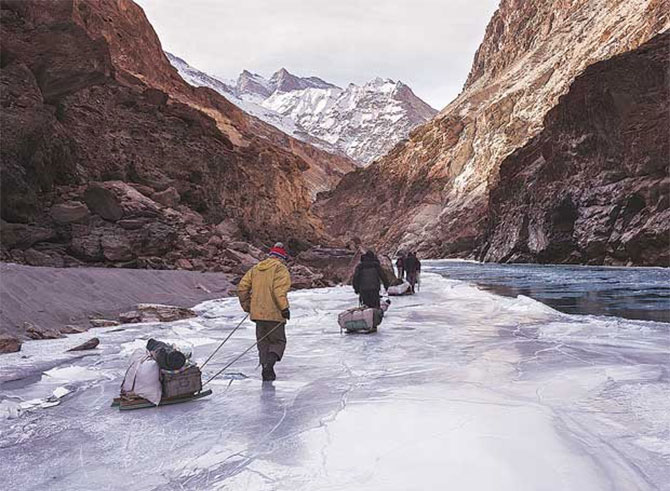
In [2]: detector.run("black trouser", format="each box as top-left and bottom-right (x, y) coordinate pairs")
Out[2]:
(255, 320), (286, 365)
(359, 289), (381, 309)
(407, 270), (417, 292)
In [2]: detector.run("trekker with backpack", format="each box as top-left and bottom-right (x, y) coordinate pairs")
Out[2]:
(237, 242), (291, 382)
(352, 251), (390, 309)
(396, 253), (406, 281)
(405, 252), (421, 293)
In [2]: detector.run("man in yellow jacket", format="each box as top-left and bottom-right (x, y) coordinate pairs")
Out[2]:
(237, 242), (291, 381)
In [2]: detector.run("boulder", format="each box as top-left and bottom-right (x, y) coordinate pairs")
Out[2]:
(176, 258), (193, 270)
(207, 235), (224, 248)
(228, 241), (250, 253)
(120, 304), (197, 323)
(89, 318), (120, 328)
(84, 184), (123, 221)
(127, 183), (156, 198)
(247, 244), (264, 259)
(290, 264), (327, 289)
(224, 248), (257, 271)
(50, 201), (90, 224)
(24, 322), (63, 340)
(24, 248), (65, 267)
(118, 310), (142, 323)
(215, 218), (242, 239)
(60, 325), (87, 334)
(297, 246), (359, 284)
(0, 221), (56, 249)
(153, 186), (180, 207)
(67, 337), (100, 352)
(69, 226), (103, 261)
(190, 258), (207, 271)
(101, 233), (134, 261)
(139, 222), (177, 256)
(84, 181), (161, 222)
(0, 335), (21, 354)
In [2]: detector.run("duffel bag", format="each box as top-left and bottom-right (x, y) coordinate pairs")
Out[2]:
(338, 307), (383, 333)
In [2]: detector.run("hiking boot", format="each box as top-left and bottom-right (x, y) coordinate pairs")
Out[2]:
(262, 364), (276, 381)
(262, 352), (278, 381)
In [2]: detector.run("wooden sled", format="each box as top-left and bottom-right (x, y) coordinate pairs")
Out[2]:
(111, 389), (213, 411)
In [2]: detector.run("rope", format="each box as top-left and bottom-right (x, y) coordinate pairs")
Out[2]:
(200, 313), (248, 369)
(202, 320), (285, 386)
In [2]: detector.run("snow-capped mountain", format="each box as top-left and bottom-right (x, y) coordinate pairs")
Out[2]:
(167, 53), (437, 164)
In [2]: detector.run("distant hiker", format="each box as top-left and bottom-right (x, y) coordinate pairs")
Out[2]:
(353, 250), (390, 309)
(405, 252), (422, 293)
(237, 242), (291, 382)
(396, 253), (406, 281)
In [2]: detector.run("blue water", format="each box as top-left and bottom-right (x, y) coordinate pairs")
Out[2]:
(425, 260), (670, 323)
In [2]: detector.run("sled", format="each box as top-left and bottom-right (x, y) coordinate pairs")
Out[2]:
(111, 389), (212, 410)
(343, 326), (378, 334)
(339, 306), (384, 334)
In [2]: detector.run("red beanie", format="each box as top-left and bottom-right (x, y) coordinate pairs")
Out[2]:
(269, 242), (288, 260)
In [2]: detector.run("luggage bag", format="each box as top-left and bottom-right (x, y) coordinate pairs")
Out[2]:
(338, 307), (384, 334)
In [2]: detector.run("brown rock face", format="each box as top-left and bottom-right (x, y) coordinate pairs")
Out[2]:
(297, 247), (359, 284)
(315, 0), (669, 264)
(0, 335), (21, 353)
(479, 32), (670, 266)
(120, 303), (197, 323)
(0, 0), (351, 273)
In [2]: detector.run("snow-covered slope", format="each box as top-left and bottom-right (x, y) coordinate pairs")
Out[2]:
(166, 53), (437, 164)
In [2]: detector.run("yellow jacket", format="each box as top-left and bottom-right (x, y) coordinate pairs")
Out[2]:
(237, 257), (291, 322)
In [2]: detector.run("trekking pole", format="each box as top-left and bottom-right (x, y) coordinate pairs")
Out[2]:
(200, 313), (248, 369)
(202, 320), (285, 386)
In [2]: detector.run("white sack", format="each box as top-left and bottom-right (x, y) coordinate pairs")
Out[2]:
(338, 308), (380, 332)
(388, 281), (411, 296)
(121, 349), (162, 405)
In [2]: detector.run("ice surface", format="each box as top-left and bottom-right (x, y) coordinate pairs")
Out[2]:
(0, 274), (668, 490)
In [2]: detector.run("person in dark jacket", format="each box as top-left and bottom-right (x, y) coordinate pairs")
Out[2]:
(404, 252), (422, 293)
(395, 254), (405, 281)
(352, 251), (390, 308)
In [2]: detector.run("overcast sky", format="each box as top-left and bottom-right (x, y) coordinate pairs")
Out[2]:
(136, 0), (499, 110)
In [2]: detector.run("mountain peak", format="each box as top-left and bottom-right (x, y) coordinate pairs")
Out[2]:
(270, 68), (338, 93)
(167, 54), (436, 165)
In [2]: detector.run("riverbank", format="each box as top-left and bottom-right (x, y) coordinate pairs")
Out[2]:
(0, 263), (234, 344)
(1, 273), (668, 489)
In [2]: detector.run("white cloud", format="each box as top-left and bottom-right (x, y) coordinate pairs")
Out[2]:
(136, 0), (499, 109)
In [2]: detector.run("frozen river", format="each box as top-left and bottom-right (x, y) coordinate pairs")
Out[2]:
(1, 272), (669, 490)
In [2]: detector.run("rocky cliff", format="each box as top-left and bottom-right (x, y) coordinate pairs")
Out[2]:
(0, 0), (352, 275)
(316, 0), (669, 265)
(479, 32), (669, 266)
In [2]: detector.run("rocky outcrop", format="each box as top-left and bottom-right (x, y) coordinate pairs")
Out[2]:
(0, 0), (352, 273)
(119, 304), (196, 324)
(0, 335), (21, 354)
(297, 247), (359, 284)
(67, 337), (100, 351)
(316, 0), (669, 265)
(478, 32), (669, 266)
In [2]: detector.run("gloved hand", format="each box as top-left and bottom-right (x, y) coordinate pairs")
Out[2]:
(281, 308), (290, 320)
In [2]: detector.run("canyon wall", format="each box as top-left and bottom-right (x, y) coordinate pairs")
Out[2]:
(479, 32), (669, 266)
(316, 0), (669, 265)
(0, 0), (353, 274)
